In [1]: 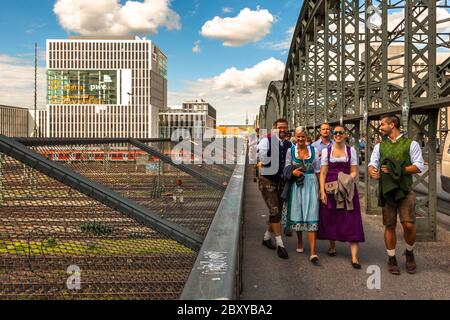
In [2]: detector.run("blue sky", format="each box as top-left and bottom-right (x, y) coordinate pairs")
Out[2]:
(0, 1), (449, 125)
(0, 0), (303, 124)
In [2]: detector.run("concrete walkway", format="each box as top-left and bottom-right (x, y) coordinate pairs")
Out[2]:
(241, 166), (450, 300)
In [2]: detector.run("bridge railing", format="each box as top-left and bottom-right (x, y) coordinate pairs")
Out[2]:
(180, 143), (247, 300)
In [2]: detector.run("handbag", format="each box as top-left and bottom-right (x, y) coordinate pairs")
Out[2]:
(324, 181), (338, 194)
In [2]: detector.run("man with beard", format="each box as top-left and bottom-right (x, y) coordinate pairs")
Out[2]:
(258, 118), (292, 259)
(368, 115), (424, 275)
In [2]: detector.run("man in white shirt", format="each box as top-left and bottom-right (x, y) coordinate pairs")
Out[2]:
(368, 115), (424, 275)
(257, 118), (293, 259)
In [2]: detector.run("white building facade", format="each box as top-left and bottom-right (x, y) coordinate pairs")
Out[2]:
(159, 99), (217, 139)
(0, 105), (33, 137)
(43, 36), (167, 138)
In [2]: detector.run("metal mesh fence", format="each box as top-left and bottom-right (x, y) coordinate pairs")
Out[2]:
(146, 140), (235, 188)
(0, 153), (197, 300)
(28, 141), (229, 238)
(0, 138), (238, 299)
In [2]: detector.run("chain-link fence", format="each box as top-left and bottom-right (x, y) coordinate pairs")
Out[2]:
(27, 140), (228, 237)
(0, 137), (237, 300)
(145, 140), (237, 188)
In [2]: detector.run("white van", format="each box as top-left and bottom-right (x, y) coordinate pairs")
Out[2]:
(442, 133), (450, 193)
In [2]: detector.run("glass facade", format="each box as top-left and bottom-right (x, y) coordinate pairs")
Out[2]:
(157, 51), (168, 79)
(47, 70), (118, 105)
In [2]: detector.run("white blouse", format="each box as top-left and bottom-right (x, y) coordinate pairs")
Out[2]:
(321, 146), (358, 166)
(285, 145), (321, 173)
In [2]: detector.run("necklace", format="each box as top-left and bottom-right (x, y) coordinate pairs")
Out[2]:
(297, 146), (309, 160)
(296, 146), (313, 172)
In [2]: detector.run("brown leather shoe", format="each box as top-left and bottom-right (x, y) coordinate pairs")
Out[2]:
(388, 256), (401, 275)
(405, 250), (417, 274)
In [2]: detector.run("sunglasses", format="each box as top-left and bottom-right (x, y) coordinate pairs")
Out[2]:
(333, 131), (345, 136)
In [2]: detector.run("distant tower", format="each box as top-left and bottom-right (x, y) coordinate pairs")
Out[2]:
(34, 43), (38, 137)
(246, 112), (249, 125)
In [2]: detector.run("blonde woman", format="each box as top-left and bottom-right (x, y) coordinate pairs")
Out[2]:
(283, 127), (321, 264)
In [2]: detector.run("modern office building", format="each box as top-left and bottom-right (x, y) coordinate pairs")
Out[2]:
(36, 109), (47, 137)
(42, 36), (167, 138)
(159, 99), (217, 139)
(0, 105), (33, 137)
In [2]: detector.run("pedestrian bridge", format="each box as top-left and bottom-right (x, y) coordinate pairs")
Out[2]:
(2, 0), (450, 301)
(258, 0), (450, 246)
(0, 135), (449, 300)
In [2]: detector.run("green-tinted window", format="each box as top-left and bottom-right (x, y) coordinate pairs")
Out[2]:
(157, 52), (168, 79)
(47, 70), (118, 105)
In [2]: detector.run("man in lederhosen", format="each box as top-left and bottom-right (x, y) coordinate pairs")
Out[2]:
(369, 115), (424, 275)
(258, 118), (293, 259)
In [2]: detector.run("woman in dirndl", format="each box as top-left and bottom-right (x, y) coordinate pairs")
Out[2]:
(318, 125), (365, 269)
(283, 127), (321, 264)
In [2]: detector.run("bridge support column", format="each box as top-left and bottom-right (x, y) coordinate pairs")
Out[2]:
(409, 112), (438, 241)
(364, 120), (383, 216)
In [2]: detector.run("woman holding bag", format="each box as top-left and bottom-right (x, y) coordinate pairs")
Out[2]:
(282, 127), (321, 264)
(318, 126), (365, 269)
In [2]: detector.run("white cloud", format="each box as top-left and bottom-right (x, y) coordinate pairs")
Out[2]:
(200, 57), (285, 93)
(222, 7), (233, 14)
(387, 10), (405, 32)
(200, 8), (275, 47)
(0, 54), (46, 109)
(25, 23), (47, 35)
(0, 55), (24, 64)
(387, 8), (450, 33)
(192, 40), (201, 54)
(15, 47), (47, 63)
(263, 25), (295, 54)
(169, 58), (285, 124)
(54, 0), (181, 35)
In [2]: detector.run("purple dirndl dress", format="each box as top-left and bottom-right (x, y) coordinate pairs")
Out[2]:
(317, 145), (365, 242)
